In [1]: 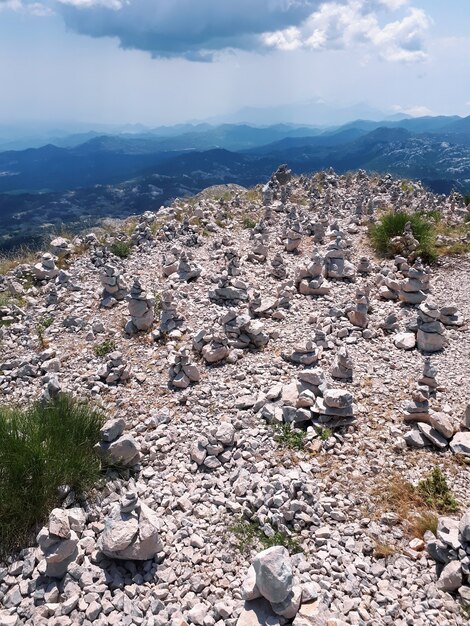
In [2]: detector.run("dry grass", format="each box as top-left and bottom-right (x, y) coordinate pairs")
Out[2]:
(0, 248), (37, 275)
(408, 511), (439, 538)
(374, 542), (396, 559)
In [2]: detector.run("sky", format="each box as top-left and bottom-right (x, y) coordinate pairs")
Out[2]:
(0, 0), (469, 128)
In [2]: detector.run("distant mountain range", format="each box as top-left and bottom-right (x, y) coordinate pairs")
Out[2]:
(1, 115), (470, 251)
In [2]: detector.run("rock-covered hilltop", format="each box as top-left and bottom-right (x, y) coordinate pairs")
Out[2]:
(0, 167), (469, 626)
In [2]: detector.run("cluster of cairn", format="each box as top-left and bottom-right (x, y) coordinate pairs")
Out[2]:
(96, 351), (132, 385)
(193, 330), (231, 364)
(94, 417), (141, 467)
(125, 279), (155, 334)
(220, 309), (270, 350)
(100, 264), (128, 307)
(168, 348), (200, 389)
(190, 420), (236, 470)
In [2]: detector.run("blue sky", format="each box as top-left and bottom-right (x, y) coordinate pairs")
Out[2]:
(0, 0), (469, 127)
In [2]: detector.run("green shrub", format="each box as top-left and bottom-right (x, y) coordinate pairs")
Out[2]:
(230, 518), (302, 555)
(110, 240), (132, 259)
(242, 216), (257, 229)
(0, 395), (104, 554)
(315, 426), (332, 441)
(272, 423), (305, 450)
(369, 211), (437, 263)
(417, 467), (458, 513)
(94, 339), (116, 357)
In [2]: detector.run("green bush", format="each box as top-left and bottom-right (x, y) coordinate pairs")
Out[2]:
(94, 339), (116, 357)
(272, 423), (305, 450)
(242, 215), (257, 229)
(369, 211), (437, 263)
(230, 518), (302, 555)
(417, 467), (458, 513)
(0, 395), (104, 554)
(110, 240), (133, 259)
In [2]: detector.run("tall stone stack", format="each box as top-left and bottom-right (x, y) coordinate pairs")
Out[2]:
(312, 389), (355, 428)
(418, 357), (438, 396)
(100, 264), (128, 307)
(168, 348), (201, 389)
(221, 310), (270, 350)
(296, 252), (331, 296)
(270, 252), (288, 280)
(247, 234), (268, 263)
(347, 287), (370, 329)
(177, 251), (202, 281)
(398, 257), (430, 304)
(158, 290), (185, 336)
(331, 346), (353, 381)
(284, 221), (302, 253)
(125, 278), (155, 334)
(225, 248), (241, 276)
(162, 248), (180, 278)
(416, 300), (446, 352)
(324, 236), (355, 280)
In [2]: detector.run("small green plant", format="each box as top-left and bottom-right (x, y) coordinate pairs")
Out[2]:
(110, 240), (133, 259)
(36, 316), (54, 348)
(242, 215), (257, 229)
(417, 467), (458, 513)
(230, 518), (302, 555)
(369, 211), (437, 263)
(0, 395), (104, 554)
(272, 423), (305, 451)
(315, 426), (332, 441)
(93, 339), (117, 357)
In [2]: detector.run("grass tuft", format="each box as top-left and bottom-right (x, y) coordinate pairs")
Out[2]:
(0, 394), (104, 554)
(110, 240), (133, 259)
(417, 467), (458, 513)
(230, 518), (302, 555)
(272, 423), (305, 450)
(369, 211), (437, 263)
(94, 339), (117, 357)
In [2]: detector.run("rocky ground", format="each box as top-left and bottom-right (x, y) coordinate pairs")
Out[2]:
(0, 168), (469, 626)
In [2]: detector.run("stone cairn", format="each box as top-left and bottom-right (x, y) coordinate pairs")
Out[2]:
(247, 234), (268, 263)
(312, 388), (355, 428)
(390, 220), (420, 259)
(416, 300), (446, 352)
(270, 252), (288, 280)
(100, 263), (128, 308)
(50, 237), (73, 259)
(98, 492), (163, 561)
(296, 251), (331, 296)
(208, 273), (249, 305)
(425, 510), (470, 599)
(157, 290), (185, 337)
(283, 220), (302, 253)
(357, 256), (373, 275)
(324, 236), (355, 280)
(249, 290), (277, 318)
(347, 287), (369, 329)
(220, 309), (270, 350)
(331, 346), (353, 381)
(225, 247), (241, 276)
(32, 253), (59, 281)
(168, 348), (200, 389)
(282, 340), (321, 366)
(94, 417), (141, 467)
(162, 247), (180, 278)
(398, 257), (430, 304)
(177, 250), (202, 281)
(379, 312), (399, 334)
(125, 278), (155, 334)
(97, 351), (132, 385)
(193, 330), (230, 364)
(275, 281), (296, 311)
(440, 304), (464, 327)
(132, 212), (154, 246)
(37, 508), (85, 578)
(190, 421), (235, 470)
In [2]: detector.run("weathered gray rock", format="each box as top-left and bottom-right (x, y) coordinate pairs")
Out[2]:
(252, 546), (293, 604)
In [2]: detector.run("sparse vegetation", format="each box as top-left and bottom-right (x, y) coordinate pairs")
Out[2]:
(230, 518), (302, 555)
(369, 211), (437, 263)
(409, 511), (439, 538)
(272, 423), (305, 450)
(0, 247), (37, 276)
(36, 316), (54, 348)
(242, 215), (257, 229)
(373, 542), (396, 559)
(93, 339), (117, 357)
(0, 395), (104, 554)
(110, 240), (133, 259)
(417, 467), (458, 513)
(315, 426), (332, 441)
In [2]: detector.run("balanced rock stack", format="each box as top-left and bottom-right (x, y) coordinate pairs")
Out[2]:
(347, 287), (369, 329)
(296, 251), (331, 296)
(419, 356), (438, 396)
(221, 309), (270, 350)
(324, 236), (355, 280)
(357, 256), (373, 275)
(247, 234), (268, 263)
(249, 290), (277, 318)
(97, 351), (132, 385)
(100, 264), (128, 307)
(125, 278), (155, 334)
(390, 221), (420, 259)
(398, 257), (430, 304)
(282, 340), (321, 366)
(37, 508), (84, 578)
(208, 273), (249, 305)
(275, 281), (296, 312)
(193, 330), (231, 364)
(168, 348), (200, 389)
(312, 388), (355, 428)
(98, 492), (163, 561)
(225, 247), (241, 276)
(177, 250), (202, 282)
(162, 247), (180, 278)
(439, 304), (464, 327)
(32, 253), (59, 281)
(416, 300), (446, 352)
(158, 289), (185, 337)
(424, 510), (470, 599)
(284, 220), (302, 253)
(190, 420), (235, 469)
(270, 252), (288, 280)
(331, 346), (353, 381)
(94, 417), (141, 467)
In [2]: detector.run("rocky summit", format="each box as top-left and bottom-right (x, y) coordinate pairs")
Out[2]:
(0, 167), (470, 626)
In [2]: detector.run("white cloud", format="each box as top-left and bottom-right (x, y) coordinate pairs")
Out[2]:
(392, 104), (434, 116)
(263, 0), (430, 63)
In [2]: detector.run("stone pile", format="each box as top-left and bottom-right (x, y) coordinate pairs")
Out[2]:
(380, 312), (399, 334)
(439, 304), (464, 327)
(247, 234), (268, 263)
(157, 289), (185, 337)
(50, 237), (73, 259)
(284, 220), (302, 253)
(94, 417), (141, 467)
(125, 278), (155, 334)
(398, 257), (430, 304)
(99, 263), (128, 307)
(225, 248), (241, 276)
(249, 290), (277, 318)
(37, 508), (85, 578)
(390, 221), (420, 259)
(168, 348), (201, 389)
(270, 252), (288, 280)
(98, 492), (163, 560)
(417, 300), (446, 352)
(221, 309), (270, 350)
(347, 287), (369, 329)
(208, 273), (249, 305)
(190, 420), (236, 470)
(97, 350), (132, 385)
(357, 256), (373, 275)
(424, 510), (470, 600)
(162, 247), (180, 278)
(296, 252), (331, 296)
(132, 217), (154, 246)
(176, 250), (202, 281)
(275, 281), (296, 313)
(32, 253), (59, 281)
(331, 346), (353, 381)
(312, 388), (355, 428)
(282, 340), (321, 366)
(193, 330), (231, 364)
(324, 237), (355, 280)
